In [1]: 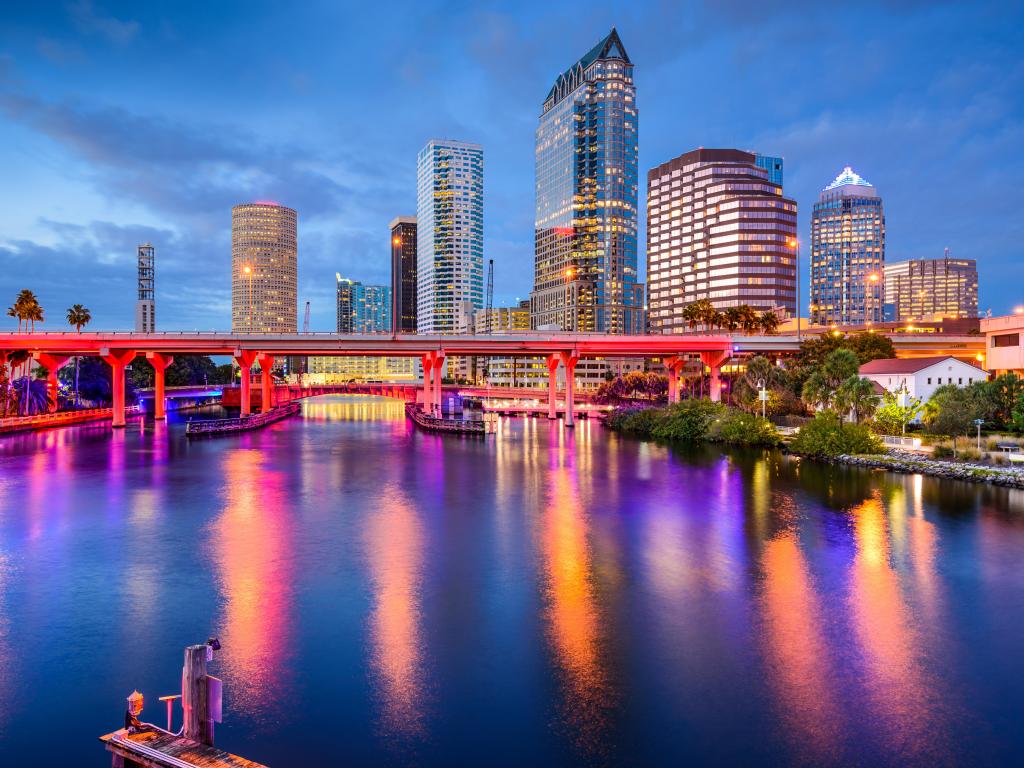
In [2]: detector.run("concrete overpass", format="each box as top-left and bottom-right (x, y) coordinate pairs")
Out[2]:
(0, 330), (984, 428)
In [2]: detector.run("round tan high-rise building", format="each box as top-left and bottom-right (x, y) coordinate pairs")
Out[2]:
(231, 202), (298, 333)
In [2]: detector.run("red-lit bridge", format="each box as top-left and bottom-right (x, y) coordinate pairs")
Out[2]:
(0, 330), (984, 428)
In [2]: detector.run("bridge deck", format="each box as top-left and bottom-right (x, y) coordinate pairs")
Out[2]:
(100, 727), (267, 768)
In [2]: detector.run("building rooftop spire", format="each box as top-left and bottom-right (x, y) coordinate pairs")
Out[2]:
(544, 28), (630, 106)
(824, 166), (874, 191)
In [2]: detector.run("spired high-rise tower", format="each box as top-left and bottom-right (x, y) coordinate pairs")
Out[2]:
(530, 28), (643, 334)
(231, 202), (298, 333)
(135, 243), (155, 333)
(810, 167), (885, 326)
(416, 140), (484, 334)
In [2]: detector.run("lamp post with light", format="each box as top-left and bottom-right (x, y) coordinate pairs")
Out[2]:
(865, 271), (881, 325)
(787, 238), (801, 340)
(243, 264), (253, 333)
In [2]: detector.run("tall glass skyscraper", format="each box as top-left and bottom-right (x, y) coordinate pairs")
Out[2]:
(389, 216), (417, 334)
(336, 276), (391, 333)
(530, 28), (643, 334)
(810, 167), (885, 326)
(416, 140), (484, 334)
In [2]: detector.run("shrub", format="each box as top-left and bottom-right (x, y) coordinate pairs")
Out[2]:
(605, 406), (662, 434)
(789, 412), (884, 457)
(959, 448), (982, 463)
(650, 399), (724, 442)
(932, 443), (955, 459)
(708, 410), (781, 447)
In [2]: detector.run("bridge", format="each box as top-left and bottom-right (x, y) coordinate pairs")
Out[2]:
(0, 330), (984, 428)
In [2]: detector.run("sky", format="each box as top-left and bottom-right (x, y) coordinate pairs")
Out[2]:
(1, 0), (1022, 331)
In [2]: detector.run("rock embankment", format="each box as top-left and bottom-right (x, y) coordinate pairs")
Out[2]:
(809, 450), (1024, 489)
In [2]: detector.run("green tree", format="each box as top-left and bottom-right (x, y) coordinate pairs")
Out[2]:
(802, 349), (859, 411)
(924, 384), (987, 457)
(835, 376), (880, 424)
(873, 388), (924, 436)
(66, 304), (92, 407)
(974, 373), (1024, 429)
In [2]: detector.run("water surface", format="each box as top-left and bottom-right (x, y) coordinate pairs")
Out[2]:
(0, 395), (1022, 766)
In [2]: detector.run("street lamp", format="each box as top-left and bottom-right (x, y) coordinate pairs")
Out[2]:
(243, 264), (253, 333)
(975, 418), (985, 452)
(787, 238), (801, 340)
(865, 272), (881, 325)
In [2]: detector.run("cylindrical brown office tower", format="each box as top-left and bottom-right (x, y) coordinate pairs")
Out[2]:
(231, 202), (297, 333)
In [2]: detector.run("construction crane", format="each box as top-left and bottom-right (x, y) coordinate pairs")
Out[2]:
(302, 301), (311, 333)
(485, 259), (494, 334)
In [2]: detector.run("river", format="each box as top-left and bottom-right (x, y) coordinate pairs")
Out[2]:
(0, 395), (1022, 766)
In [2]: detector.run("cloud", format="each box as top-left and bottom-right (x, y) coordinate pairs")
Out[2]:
(69, 0), (140, 45)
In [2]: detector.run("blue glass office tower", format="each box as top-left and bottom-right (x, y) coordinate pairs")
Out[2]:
(755, 154), (784, 186)
(810, 167), (886, 326)
(530, 28), (643, 334)
(336, 275), (391, 333)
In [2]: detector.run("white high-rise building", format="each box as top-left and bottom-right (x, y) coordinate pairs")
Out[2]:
(416, 139), (484, 334)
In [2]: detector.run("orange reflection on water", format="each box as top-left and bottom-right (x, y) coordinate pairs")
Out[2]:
(848, 494), (937, 759)
(210, 449), (294, 718)
(760, 535), (842, 762)
(365, 486), (426, 737)
(541, 465), (610, 752)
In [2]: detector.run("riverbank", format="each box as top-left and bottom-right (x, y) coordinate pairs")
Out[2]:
(807, 450), (1024, 489)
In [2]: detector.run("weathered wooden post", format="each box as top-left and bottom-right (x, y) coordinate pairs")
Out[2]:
(182, 644), (213, 746)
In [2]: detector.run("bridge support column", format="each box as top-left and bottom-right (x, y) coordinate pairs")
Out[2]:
(33, 353), (70, 413)
(546, 354), (559, 419)
(146, 352), (174, 419)
(421, 353), (434, 411)
(233, 350), (258, 416)
(560, 351), (579, 428)
(700, 350), (730, 403)
(665, 355), (685, 404)
(431, 353), (446, 414)
(258, 353), (275, 413)
(100, 349), (136, 427)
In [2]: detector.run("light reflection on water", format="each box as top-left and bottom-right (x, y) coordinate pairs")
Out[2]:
(0, 396), (1022, 766)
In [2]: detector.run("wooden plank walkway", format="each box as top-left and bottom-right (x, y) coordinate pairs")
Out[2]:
(100, 727), (269, 768)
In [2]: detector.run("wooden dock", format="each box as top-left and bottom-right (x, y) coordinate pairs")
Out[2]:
(100, 726), (268, 768)
(405, 403), (495, 435)
(185, 401), (300, 438)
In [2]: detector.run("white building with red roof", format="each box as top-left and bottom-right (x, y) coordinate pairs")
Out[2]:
(859, 355), (988, 402)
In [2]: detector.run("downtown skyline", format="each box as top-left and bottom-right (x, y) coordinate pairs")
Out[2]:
(1, 1), (1022, 331)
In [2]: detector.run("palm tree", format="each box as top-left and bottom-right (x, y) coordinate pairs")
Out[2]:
(681, 302), (702, 332)
(759, 311), (780, 335)
(67, 304), (92, 407)
(723, 306), (743, 332)
(6, 304), (19, 333)
(802, 348), (859, 411)
(835, 376), (880, 424)
(11, 376), (53, 416)
(737, 304), (760, 334)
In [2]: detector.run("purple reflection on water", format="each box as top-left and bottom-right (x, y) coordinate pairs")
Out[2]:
(0, 396), (1023, 766)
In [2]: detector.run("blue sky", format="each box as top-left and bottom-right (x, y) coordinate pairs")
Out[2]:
(1, 0), (1022, 331)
